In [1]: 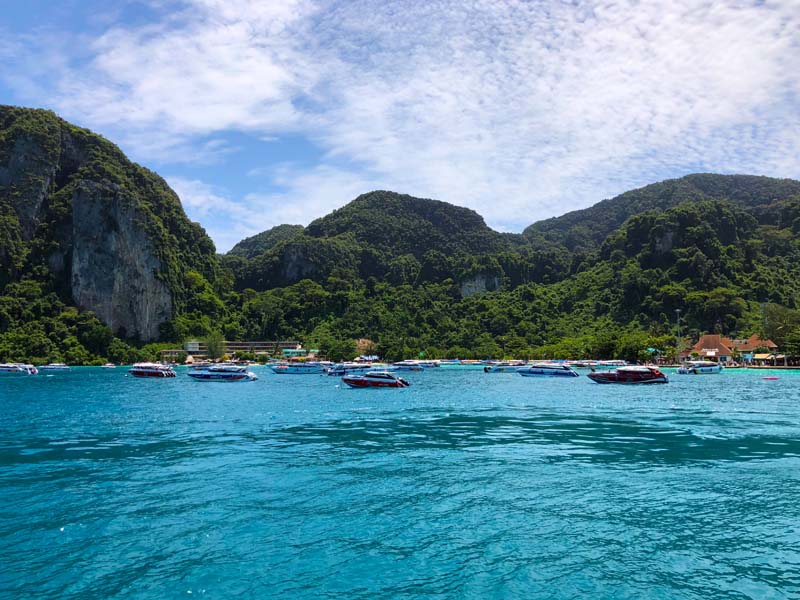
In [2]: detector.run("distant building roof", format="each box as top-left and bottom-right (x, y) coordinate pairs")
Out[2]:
(733, 334), (778, 351)
(691, 334), (733, 356)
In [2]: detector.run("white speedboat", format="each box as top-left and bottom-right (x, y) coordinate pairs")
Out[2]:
(0, 363), (38, 375)
(102, 363), (116, 369)
(188, 364), (257, 382)
(327, 362), (387, 376)
(128, 363), (176, 378)
(391, 360), (425, 371)
(40, 363), (70, 371)
(483, 361), (526, 373)
(677, 361), (723, 374)
(596, 360), (627, 368)
(517, 363), (579, 377)
(269, 362), (326, 374)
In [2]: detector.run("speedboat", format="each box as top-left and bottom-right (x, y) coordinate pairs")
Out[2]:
(588, 365), (668, 384)
(188, 364), (257, 382)
(391, 360), (425, 371)
(102, 363), (116, 369)
(417, 360), (441, 368)
(40, 363), (70, 371)
(677, 361), (723, 374)
(517, 363), (579, 377)
(327, 362), (387, 376)
(128, 363), (176, 378)
(342, 371), (410, 388)
(484, 361), (526, 373)
(596, 360), (627, 368)
(0, 363), (38, 375)
(269, 362), (326, 374)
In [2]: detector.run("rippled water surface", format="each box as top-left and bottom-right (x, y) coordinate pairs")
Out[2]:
(2, 367), (800, 599)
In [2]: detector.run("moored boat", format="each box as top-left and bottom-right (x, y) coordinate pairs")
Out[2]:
(188, 364), (257, 381)
(269, 361), (326, 374)
(128, 363), (176, 378)
(677, 360), (723, 374)
(517, 363), (579, 377)
(587, 366), (668, 384)
(102, 363), (116, 369)
(342, 371), (410, 388)
(483, 361), (526, 373)
(40, 363), (70, 371)
(0, 363), (38, 375)
(391, 360), (425, 371)
(327, 362), (387, 376)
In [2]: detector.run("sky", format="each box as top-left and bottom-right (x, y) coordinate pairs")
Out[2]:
(1, 0), (798, 251)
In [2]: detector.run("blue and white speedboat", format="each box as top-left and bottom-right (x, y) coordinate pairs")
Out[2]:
(188, 363), (257, 381)
(677, 360), (723, 374)
(517, 363), (579, 377)
(391, 360), (425, 371)
(327, 362), (387, 376)
(269, 362), (327, 374)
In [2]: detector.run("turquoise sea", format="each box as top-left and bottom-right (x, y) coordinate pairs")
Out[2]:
(2, 367), (799, 599)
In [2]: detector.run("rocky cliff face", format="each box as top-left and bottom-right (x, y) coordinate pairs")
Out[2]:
(459, 273), (501, 297)
(0, 106), (217, 341)
(70, 181), (172, 340)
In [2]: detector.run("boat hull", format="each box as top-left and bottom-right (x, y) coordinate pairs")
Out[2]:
(129, 370), (176, 378)
(129, 364), (176, 378)
(342, 373), (410, 388)
(188, 372), (257, 382)
(677, 364), (723, 374)
(0, 364), (38, 375)
(588, 368), (668, 384)
(269, 365), (324, 374)
(518, 367), (579, 377)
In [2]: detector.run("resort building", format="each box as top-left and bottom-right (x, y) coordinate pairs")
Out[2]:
(681, 334), (779, 364)
(182, 340), (302, 359)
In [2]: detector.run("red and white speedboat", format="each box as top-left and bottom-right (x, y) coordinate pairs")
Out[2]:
(587, 365), (668, 384)
(342, 371), (410, 388)
(128, 363), (176, 378)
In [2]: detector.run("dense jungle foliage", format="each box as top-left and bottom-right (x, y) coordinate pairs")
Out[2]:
(2, 106), (800, 364)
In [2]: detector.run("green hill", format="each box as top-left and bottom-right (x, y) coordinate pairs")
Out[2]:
(0, 105), (221, 362)
(227, 224), (304, 259)
(524, 174), (800, 252)
(4, 104), (800, 363)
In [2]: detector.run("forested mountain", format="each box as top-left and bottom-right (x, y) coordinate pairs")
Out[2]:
(227, 224), (304, 259)
(0, 106), (221, 362)
(525, 174), (800, 252)
(2, 106), (800, 364)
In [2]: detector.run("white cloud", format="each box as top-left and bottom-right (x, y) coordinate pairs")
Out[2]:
(3, 0), (800, 245)
(166, 176), (262, 251)
(169, 165), (380, 251)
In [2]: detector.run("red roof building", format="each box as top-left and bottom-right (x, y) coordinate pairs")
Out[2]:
(730, 334), (778, 352)
(681, 333), (778, 363)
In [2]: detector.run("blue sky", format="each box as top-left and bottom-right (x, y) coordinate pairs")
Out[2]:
(2, 0), (798, 251)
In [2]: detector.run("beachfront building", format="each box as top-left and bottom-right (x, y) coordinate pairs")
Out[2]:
(183, 340), (302, 359)
(680, 334), (778, 365)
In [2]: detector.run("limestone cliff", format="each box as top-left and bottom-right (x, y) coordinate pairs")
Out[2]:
(0, 106), (218, 340)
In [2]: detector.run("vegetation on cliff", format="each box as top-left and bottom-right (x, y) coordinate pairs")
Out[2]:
(2, 105), (800, 364)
